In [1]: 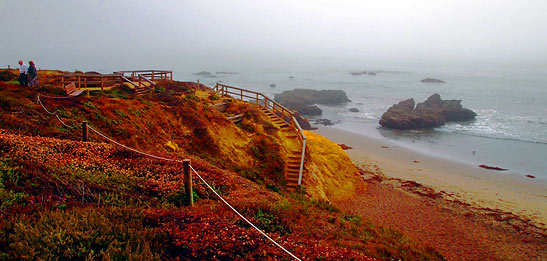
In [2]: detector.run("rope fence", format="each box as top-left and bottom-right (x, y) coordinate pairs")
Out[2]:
(35, 95), (302, 260)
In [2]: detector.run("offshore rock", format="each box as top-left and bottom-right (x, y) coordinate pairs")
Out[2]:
(275, 89), (350, 116)
(316, 119), (334, 126)
(379, 93), (476, 129)
(293, 112), (314, 130)
(421, 78), (446, 83)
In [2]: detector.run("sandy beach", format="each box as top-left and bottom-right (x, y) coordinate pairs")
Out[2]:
(313, 125), (547, 227)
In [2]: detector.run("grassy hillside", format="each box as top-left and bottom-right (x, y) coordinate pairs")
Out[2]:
(0, 72), (444, 260)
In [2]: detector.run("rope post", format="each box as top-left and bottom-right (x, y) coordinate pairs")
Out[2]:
(197, 79), (200, 90)
(183, 159), (193, 206)
(82, 121), (88, 141)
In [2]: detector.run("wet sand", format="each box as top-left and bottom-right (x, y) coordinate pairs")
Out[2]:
(313, 125), (547, 227)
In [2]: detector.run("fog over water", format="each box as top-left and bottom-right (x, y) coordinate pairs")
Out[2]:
(1, 1), (547, 177)
(1, 0), (546, 72)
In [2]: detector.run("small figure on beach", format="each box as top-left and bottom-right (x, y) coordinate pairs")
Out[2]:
(27, 61), (38, 87)
(18, 60), (28, 86)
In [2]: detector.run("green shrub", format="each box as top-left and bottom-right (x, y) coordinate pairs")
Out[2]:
(83, 101), (97, 109)
(0, 207), (164, 260)
(254, 209), (291, 236)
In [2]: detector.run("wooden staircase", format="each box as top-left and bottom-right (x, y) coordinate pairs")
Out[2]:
(134, 81), (153, 95)
(259, 107), (305, 191)
(214, 83), (307, 192)
(286, 150), (304, 191)
(259, 107), (290, 129)
(115, 70), (173, 95)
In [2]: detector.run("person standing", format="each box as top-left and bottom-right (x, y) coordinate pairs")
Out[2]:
(18, 60), (28, 86)
(28, 61), (38, 87)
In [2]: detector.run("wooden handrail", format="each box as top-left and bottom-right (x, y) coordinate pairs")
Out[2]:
(56, 69), (172, 92)
(214, 83), (307, 188)
(120, 76), (138, 88)
(114, 70), (171, 74)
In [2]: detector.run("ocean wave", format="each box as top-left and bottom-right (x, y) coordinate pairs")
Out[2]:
(436, 128), (547, 145)
(437, 108), (547, 144)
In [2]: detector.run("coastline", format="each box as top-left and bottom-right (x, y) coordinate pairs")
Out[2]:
(313, 125), (547, 226)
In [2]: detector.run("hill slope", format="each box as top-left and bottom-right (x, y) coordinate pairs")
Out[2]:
(0, 75), (443, 259)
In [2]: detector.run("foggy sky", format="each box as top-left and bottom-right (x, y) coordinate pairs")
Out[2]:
(1, 0), (546, 72)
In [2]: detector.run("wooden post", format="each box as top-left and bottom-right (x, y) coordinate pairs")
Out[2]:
(78, 76), (81, 89)
(82, 121), (88, 141)
(197, 79), (200, 89)
(183, 159), (193, 206)
(256, 93), (259, 104)
(86, 90), (90, 98)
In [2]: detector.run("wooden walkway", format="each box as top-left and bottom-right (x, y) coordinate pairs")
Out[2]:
(56, 70), (173, 95)
(213, 83), (307, 191)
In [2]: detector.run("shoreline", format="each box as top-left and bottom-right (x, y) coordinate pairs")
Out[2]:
(313, 125), (547, 227)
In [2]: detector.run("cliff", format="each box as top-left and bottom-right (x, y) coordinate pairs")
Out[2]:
(0, 74), (442, 260)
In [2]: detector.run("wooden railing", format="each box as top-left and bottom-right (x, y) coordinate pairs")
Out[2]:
(213, 83), (307, 187)
(56, 70), (173, 93)
(57, 73), (123, 91)
(113, 70), (173, 81)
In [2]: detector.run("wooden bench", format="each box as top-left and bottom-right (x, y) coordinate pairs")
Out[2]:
(64, 82), (85, 96)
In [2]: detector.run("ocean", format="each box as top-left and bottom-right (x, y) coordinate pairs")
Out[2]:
(176, 63), (547, 180)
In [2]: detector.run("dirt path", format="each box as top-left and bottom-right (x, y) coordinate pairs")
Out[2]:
(335, 175), (547, 260)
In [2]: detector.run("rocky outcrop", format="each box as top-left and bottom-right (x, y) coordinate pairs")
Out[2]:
(421, 78), (446, 83)
(315, 119), (334, 126)
(349, 108), (359, 112)
(193, 71), (212, 76)
(274, 89), (351, 116)
(293, 112), (314, 130)
(350, 71), (376, 76)
(215, 72), (238, 75)
(379, 93), (476, 129)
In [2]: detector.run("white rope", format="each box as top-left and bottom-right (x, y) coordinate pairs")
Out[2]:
(36, 95), (56, 115)
(35, 94), (301, 260)
(190, 165), (301, 260)
(86, 126), (301, 260)
(36, 95), (80, 129)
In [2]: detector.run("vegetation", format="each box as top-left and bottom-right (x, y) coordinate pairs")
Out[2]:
(0, 75), (444, 259)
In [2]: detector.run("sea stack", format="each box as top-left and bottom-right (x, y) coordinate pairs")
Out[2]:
(379, 93), (476, 129)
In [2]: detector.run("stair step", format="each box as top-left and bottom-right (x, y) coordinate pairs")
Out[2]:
(287, 166), (300, 170)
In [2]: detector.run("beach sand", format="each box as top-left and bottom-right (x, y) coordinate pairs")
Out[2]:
(314, 125), (547, 259)
(313, 125), (547, 226)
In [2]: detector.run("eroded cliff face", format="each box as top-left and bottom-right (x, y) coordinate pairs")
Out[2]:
(303, 131), (365, 201)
